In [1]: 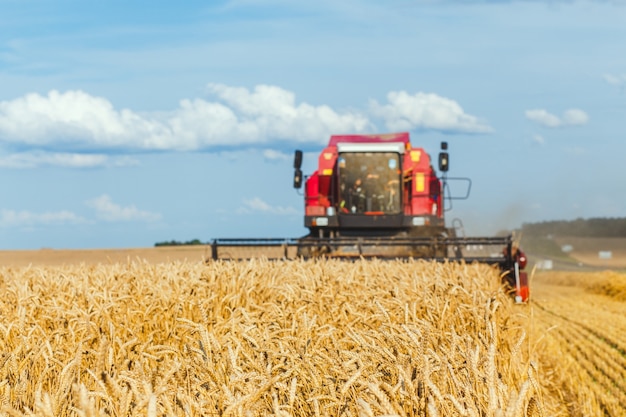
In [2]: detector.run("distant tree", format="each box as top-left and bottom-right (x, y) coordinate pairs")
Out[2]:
(154, 239), (207, 247)
(521, 217), (626, 238)
(154, 240), (181, 247)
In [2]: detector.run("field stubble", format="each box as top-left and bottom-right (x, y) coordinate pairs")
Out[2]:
(530, 270), (626, 416)
(0, 258), (552, 416)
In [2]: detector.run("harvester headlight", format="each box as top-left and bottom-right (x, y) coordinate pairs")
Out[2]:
(412, 217), (426, 226)
(314, 217), (329, 226)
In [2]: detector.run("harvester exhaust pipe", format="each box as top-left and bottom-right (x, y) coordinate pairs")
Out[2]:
(293, 150), (303, 189)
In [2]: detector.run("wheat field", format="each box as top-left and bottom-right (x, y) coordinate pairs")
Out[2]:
(2, 257), (625, 416)
(0, 258), (552, 417)
(530, 270), (626, 416)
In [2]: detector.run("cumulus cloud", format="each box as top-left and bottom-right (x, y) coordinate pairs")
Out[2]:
(0, 84), (499, 159)
(237, 197), (298, 215)
(525, 110), (560, 128)
(205, 84), (373, 142)
(262, 149), (291, 162)
(86, 194), (161, 222)
(532, 134), (545, 145)
(0, 151), (138, 169)
(603, 73), (626, 87)
(0, 209), (86, 228)
(0, 85), (371, 153)
(525, 108), (589, 128)
(369, 91), (493, 134)
(0, 90), (160, 149)
(562, 109), (589, 125)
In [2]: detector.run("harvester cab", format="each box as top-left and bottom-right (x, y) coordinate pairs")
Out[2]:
(293, 133), (457, 245)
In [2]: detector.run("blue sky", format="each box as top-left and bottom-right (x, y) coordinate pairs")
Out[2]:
(0, 0), (625, 249)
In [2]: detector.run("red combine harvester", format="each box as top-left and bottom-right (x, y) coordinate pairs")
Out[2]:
(210, 132), (529, 303)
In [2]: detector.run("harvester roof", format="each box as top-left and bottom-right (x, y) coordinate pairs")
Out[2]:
(328, 132), (410, 147)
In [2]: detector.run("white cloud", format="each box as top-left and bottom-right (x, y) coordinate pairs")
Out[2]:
(262, 149), (290, 162)
(369, 91), (493, 134)
(532, 134), (545, 145)
(0, 85), (500, 158)
(237, 197), (298, 215)
(86, 194), (161, 222)
(562, 109), (589, 126)
(603, 73), (626, 87)
(0, 90), (159, 148)
(0, 209), (86, 228)
(204, 83), (372, 143)
(524, 110), (560, 128)
(0, 85), (371, 153)
(0, 151), (139, 169)
(525, 108), (589, 128)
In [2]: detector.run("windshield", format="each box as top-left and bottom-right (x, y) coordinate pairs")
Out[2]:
(337, 152), (402, 214)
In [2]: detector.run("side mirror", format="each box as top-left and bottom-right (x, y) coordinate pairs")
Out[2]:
(293, 168), (303, 189)
(438, 142), (449, 172)
(293, 150), (303, 189)
(294, 150), (303, 169)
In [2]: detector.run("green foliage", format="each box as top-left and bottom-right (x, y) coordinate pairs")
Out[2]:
(154, 239), (206, 247)
(520, 236), (574, 261)
(522, 217), (626, 238)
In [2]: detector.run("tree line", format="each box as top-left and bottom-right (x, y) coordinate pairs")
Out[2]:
(154, 239), (207, 247)
(154, 217), (626, 246)
(521, 217), (626, 238)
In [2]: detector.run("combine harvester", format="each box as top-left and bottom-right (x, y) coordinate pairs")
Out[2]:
(210, 132), (529, 302)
